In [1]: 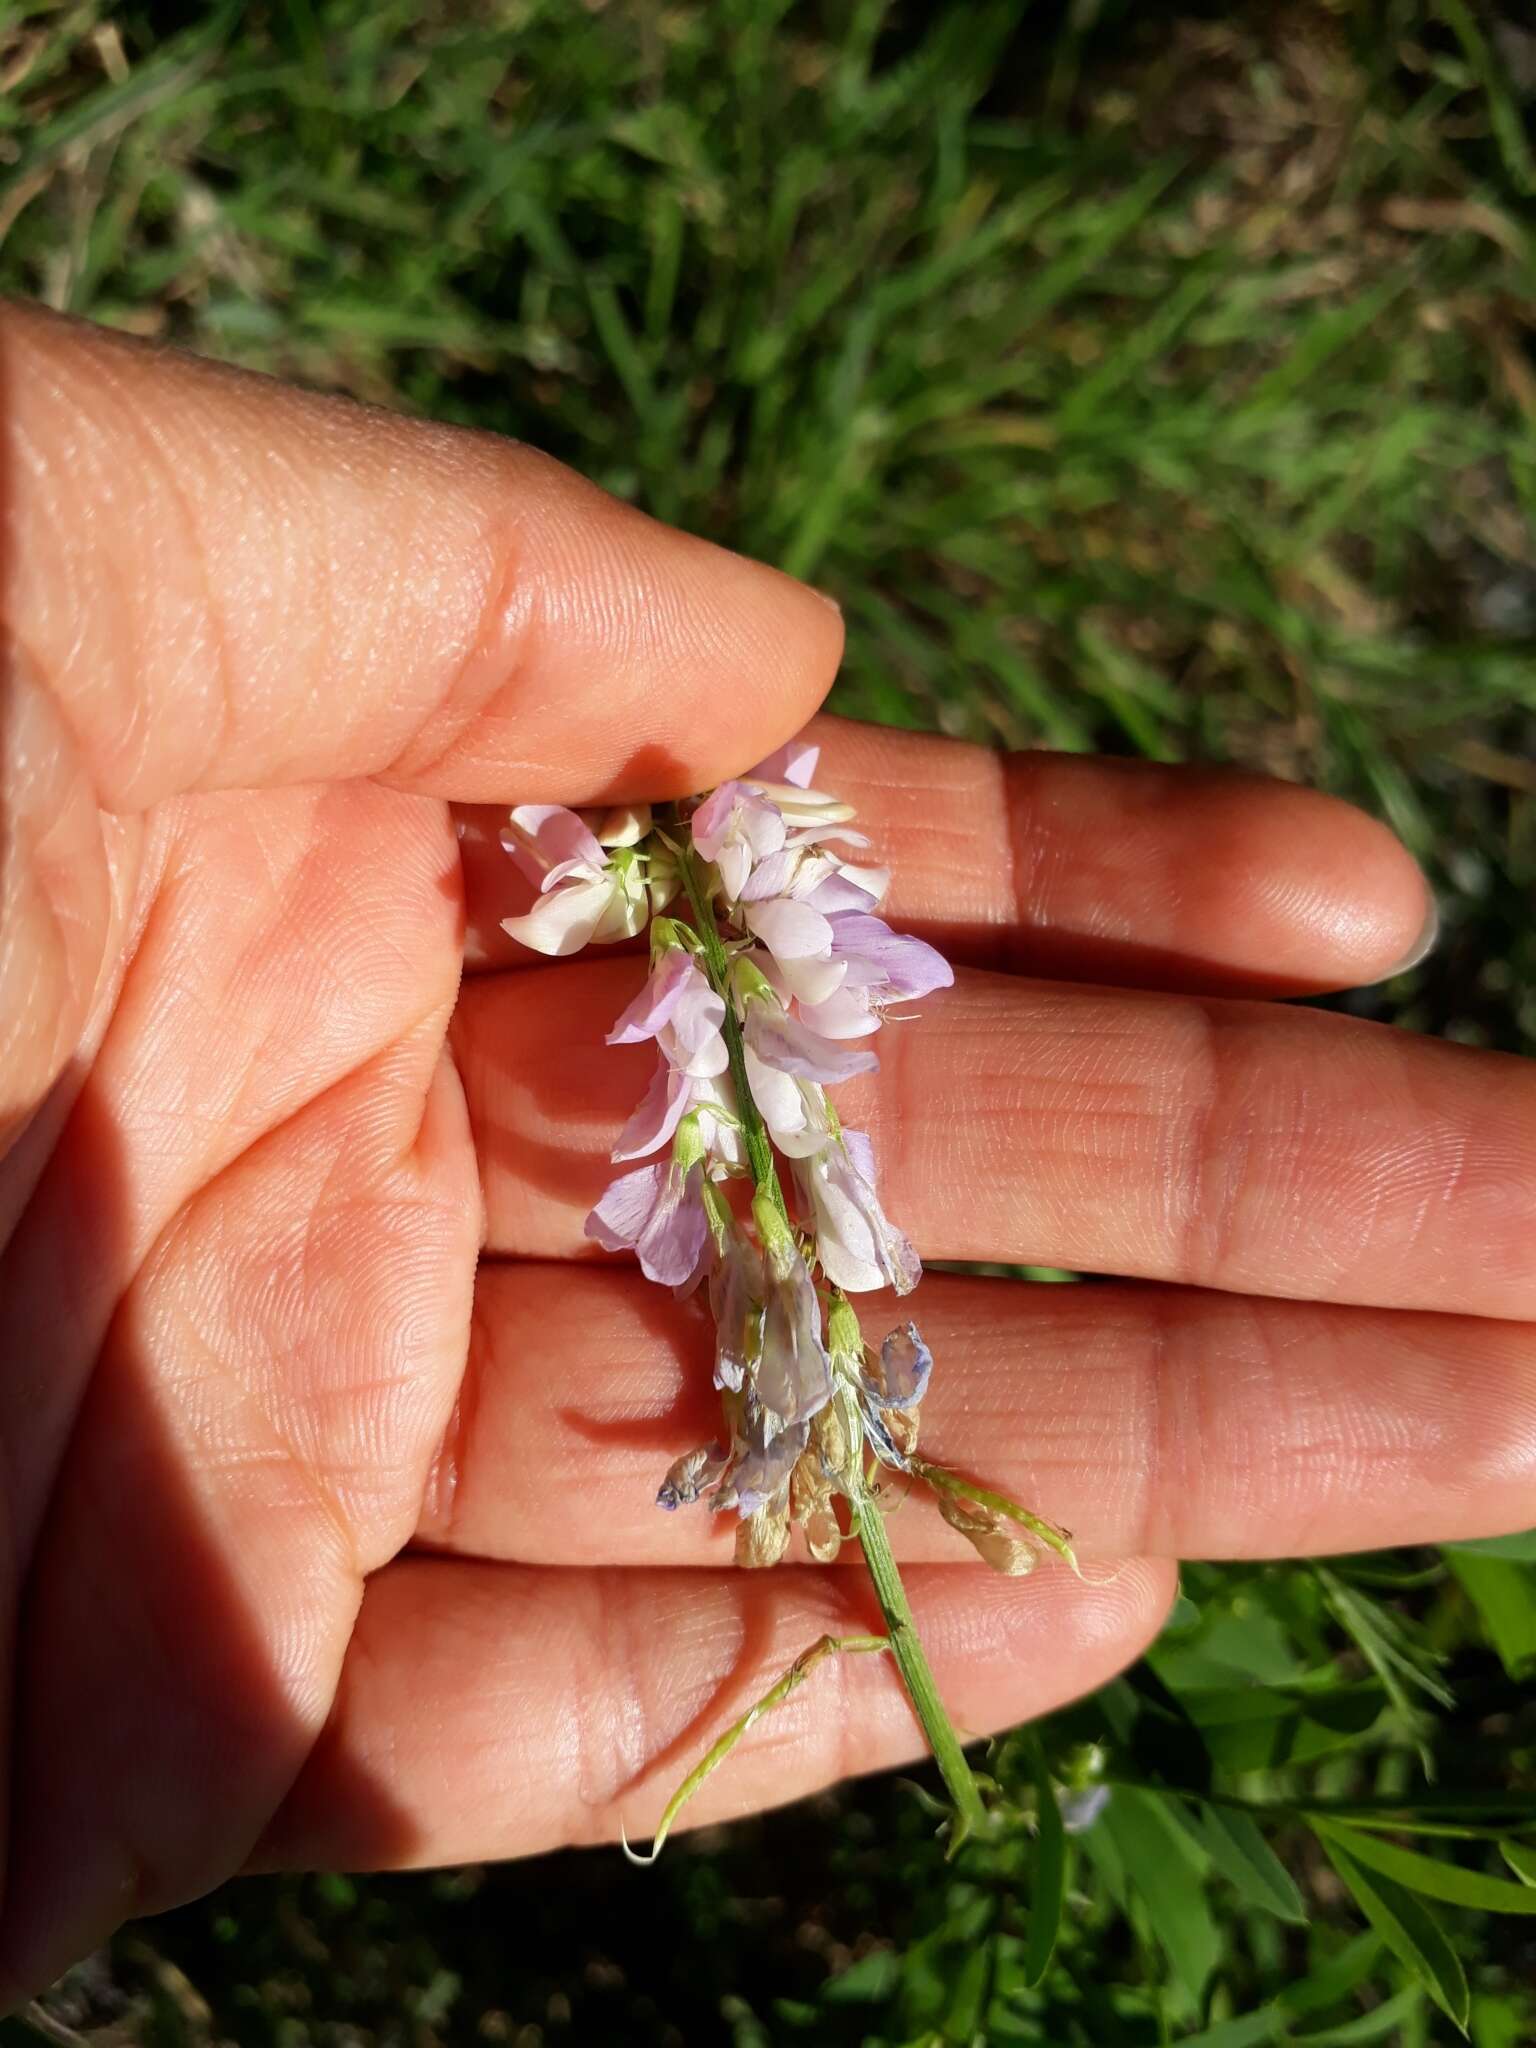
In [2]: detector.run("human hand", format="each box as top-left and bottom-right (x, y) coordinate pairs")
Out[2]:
(3, 302), (1532, 2002)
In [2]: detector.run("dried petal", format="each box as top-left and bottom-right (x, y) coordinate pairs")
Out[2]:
(791, 1446), (831, 1520)
(657, 1442), (729, 1510)
(937, 1493), (1037, 1576)
(882, 1406), (920, 1459)
(811, 1390), (861, 1494)
(736, 1501), (790, 1569)
(756, 1252), (833, 1435)
(802, 1503), (843, 1563)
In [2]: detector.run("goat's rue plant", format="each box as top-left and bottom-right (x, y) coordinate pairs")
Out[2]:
(502, 737), (1078, 1858)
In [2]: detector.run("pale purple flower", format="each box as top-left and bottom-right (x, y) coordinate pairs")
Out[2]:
(501, 803), (648, 956)
(738, 998), (874, 1159)
(796, 1130), (921, 1295)
(739, 897), (846, 1005)
(754, 1250), (833, 1438)
(799, 912), (953, 1039)
(611, 1061), (692, 1162)
(747, 738), (820, 788)
(804, 862), (890, 914)
(586, 1159), (708, 1287)
(691, 780), (786, 900)
(613, 1064), (743, 1167)
(738, 766), (858, 841)
(607, 949), (728, 1079)
(502, 803), (606, 888)
(742, 1002), (878, 1085)
(738, 842), (888, 915)
(740, 1048), (835, 1159)
(868, 1323), (933, 1410)
(710, 1233), (764, 1392)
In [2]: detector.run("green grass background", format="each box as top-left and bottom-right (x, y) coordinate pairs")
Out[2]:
(3, 2), (1535, 2043)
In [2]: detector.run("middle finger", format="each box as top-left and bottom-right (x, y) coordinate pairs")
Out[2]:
(454, 961), (1536, 1320)
(418, 1263), (1536, 1565)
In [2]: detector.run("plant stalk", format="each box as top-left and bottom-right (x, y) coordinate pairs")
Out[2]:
(675, 835), (987, 1844)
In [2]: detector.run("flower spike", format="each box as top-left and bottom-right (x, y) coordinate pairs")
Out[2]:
(502, 728), (1079, 1855)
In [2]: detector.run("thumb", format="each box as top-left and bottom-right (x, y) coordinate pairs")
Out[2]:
(3, 300), (842, 813)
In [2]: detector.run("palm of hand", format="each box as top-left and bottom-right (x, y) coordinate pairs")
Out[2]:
(3, 779), (479, 1973)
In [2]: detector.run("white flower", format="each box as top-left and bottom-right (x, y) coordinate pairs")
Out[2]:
(500, 804), (648, 956)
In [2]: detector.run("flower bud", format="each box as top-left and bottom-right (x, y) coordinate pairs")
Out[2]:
(729, 952), (779, 1013)
(673, 1111), (711, 1178)
(825, 1291), (864, 1370)
(646, 845), (681, 915)
(589, 802), (653, 847)
(750, 1190), (799, 1279)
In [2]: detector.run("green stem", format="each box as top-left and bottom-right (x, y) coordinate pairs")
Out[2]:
(674, 833), (987, 1844)
(677, 842), (785, 1214)
(853, 1478), (989, 1846)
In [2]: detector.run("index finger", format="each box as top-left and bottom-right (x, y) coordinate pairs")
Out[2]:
(5, 301), (841, 811)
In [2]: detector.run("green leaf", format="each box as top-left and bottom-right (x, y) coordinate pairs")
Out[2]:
(1313, 1821), (1536, 1916)
(1470, 1990), (1536, 2048)
(822, 1947), (900, 2005)
(1021, 1735), (1066, 1987)
(1181, 1682), (1385, 1771)
(1097, 1787), (1220, 2014)
(939, 1938), (993, 2041)
(1444, 1551), (1536, 1679)
(1185, 1801), (1307, 1924)
(1316, 1568), (1450, 1771)
(1291, 1987), (1430, 2044)
(1500, 1840), (1536, 1887)
(1174, 2006), (1284, 2048)
(1320, 1837), (1469, 2033)
(1443, 1529), (1536, 1563)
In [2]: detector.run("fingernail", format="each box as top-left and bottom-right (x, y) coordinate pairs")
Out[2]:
(1386, 894), (1440, 977)
(811, 586), (842, 616)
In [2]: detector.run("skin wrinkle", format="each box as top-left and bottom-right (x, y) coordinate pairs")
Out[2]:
(1134, 1285), (1177, 1559)
(418, 1277), (489, 1547)
(132, 1217), (369, 1593)
(581, 1567), (743, 1844)
(1178, 996), (1243, 1295)
(381, 507), (538, 791)
(133, 390), (241, 797)
(583, 1567), (648, 1825)
(83, 350), (231, 801)
(0, 818), (181, 1524)
(33, 978), (459, 1565)
(999, 748), (1041, 975)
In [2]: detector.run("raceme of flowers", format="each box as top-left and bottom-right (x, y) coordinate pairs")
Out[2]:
(500, 736), (1076, 1584)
